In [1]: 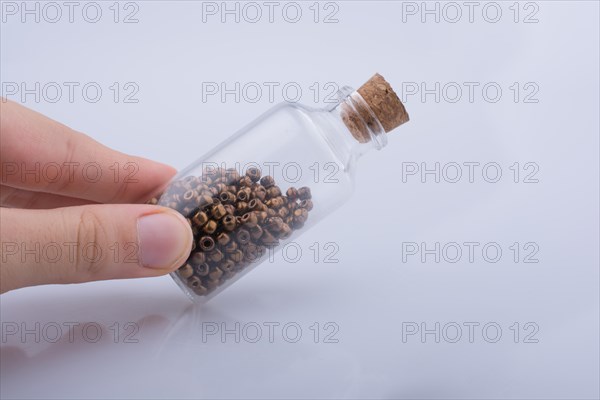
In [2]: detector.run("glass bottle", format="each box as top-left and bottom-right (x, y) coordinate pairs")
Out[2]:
(148, 73), (409, 302)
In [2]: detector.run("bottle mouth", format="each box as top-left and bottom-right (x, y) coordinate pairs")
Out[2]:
(334, 86), (388, 150)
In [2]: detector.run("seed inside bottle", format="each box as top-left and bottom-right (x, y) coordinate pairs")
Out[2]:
(147, 167), (313, 297)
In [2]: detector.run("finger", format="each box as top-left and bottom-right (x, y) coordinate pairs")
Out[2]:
(0, 100), (176, 204)
(1, 185), (95, 209)
(0, 205), (193, 294)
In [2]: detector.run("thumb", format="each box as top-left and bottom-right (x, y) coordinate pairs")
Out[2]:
(0, 205), (193, 294)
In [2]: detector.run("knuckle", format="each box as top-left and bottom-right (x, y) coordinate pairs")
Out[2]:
(53, 133), (79, 193)
(73, 209), (109, 276)
(1, 187), (41, 209)
(105, 175), (131, 204)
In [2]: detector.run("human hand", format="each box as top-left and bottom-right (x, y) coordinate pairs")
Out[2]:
(0, 100), (193, 294)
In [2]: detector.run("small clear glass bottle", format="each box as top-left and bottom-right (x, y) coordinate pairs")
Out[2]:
(148, 73), (409, 302)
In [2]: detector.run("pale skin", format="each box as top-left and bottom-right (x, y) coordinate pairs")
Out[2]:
(0, 100), (194, 294)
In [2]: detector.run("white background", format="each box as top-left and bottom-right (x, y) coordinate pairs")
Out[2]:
(1, 1), (599, 399)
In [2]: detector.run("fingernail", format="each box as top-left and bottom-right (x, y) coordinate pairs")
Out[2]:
(137, 211), (192, 269)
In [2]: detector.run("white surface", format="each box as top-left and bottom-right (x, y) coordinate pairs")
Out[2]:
(1, 1), (599, 399)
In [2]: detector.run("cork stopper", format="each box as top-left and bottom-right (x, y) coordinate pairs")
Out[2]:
(341, 73), (409, 143)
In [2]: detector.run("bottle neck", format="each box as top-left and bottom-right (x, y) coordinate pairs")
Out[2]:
(329, 86), (388, 150)
(315, 86), (388, 168)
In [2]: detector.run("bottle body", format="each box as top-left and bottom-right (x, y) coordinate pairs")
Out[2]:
(149, 79), (406, 302)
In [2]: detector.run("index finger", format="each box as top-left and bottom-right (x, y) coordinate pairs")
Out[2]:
(0, 99), (176, 204)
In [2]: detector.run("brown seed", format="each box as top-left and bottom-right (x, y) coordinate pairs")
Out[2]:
(266, 186), (282, 199)
(192, 211), (209, 226)
(217, 232), (231, 246)
(243, 243), (262, 262)
(222, 270), (236, 280)
(277, 207), (289, 218)
(220, 260), (235, 273)
(246, 167), (261, 182)
(148, 197), (158, 205)
(260, 175), (275, 188)
(219, 191), (236, 204)
(256, 211), (268, 223)
(200, 176), (213, 186)
(230, 249), (244, 263)
(222, 215), (237, 231)
(190, 251), (206, 266)
(293, 208), (308, 224)
(238, 176), (253, 187)
(208, 249), (224, 263)
(211, 204), (227, 219)
(183, 189), (196, 202)
(198, 194), (214, 208)
(236, 229), (251, 245)
(266, 197), (285, 209)
(298, 187), (311, 200)
(193, 285), (208, 296)
(279, 223), (292, 240)
(199, 235), (216, 251)
(183, 175), (199, 185)
(265, 216), (284, 232)
(261, 230), (279, 247)
(250, 225), (263, 240)
(247, 198), (262, 211)
(286, 187), (298, 199)
(178, 263), (194, 279)
(203, 220), (218, 234)
(224, 241), (238, 253)
(195, 262), (210, 276)
(236, 201), (248, 213)
(209, 267), (224, 280)
(225, 168), (240, 183)
(224, 204), (236, 215)
(253, 186), (267, 201)
(299, 199), (314, 211)
(187, 276), (202, 288)
(205, 279), (219, 290)
(286, 200), (297, 211)
(237, 187), (252, 202)
(241, 212), (258, 228)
